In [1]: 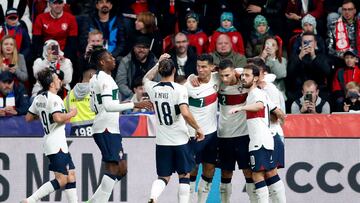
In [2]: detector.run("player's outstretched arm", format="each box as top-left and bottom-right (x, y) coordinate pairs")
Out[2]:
(179, 104), (204, 141)
(229, 102), (264, 114)
(102, 96), (135, 112)
(52, 108), (77, 124)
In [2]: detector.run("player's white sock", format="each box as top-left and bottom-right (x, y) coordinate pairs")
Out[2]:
(150, 178), (167, 201)
(178, 178), (190, 203)
(245, 178), (257, 203)
(197, 175), (212, 203)
(64, 182), (78, 203)
(266, 175), (286, 203)
(255, 180), (269, 203)
(189, 176), (196, 203)
(88, 174), (117, 203)
(220, 179), (232, 203)
(27, 179), (60, 202)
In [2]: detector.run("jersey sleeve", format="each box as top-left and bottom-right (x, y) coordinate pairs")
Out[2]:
(49, 96), (65, 115)
(178, 85), (189, 105)
(143, 78), (156, 96)
(32, 14), (42, 35)
(28, 98), (39, 115)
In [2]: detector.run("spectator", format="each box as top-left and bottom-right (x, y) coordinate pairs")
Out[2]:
(32, 39), (73, 99)
(0, 71), (29, 116)
(287, 32), (331, 108)
(64, 68), (96, 136)
(208, 12), (245, 55)
(291, 14), (326, 55)
(327, 0), (360, 60)
(128, 77), (151, 113)
(211, 34), (247, 68)
(182, 11), (208, 55)
(291, 80), (330, 114)
(285, 0), (325, 34)
(80, 0), (127, 66)
(0, 0), (32, 37)
(116, 36), (159, 101)
(0, 8), (31, 61)
(0, 35), (28, 83)
(32, 0), (78, 64)
(246, 15), (272, 58)
(332, 49), (360, 111)
(259, 36), (287, 97)
(169, 32), (197, 82)
(131, 11), (162, 58)
(343, 81), (360, 112)
(77, 29), (105, 84)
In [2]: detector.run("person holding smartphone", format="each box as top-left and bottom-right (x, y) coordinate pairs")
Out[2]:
(291, 80), (330, 114)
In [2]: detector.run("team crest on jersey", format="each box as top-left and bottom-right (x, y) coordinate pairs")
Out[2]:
(232, 36), (238, 44)
(198, 38), (204, 46)
(61, 23), (68, 31)
(213, 84), (218, 91)
(43, 24), (49, 29)
(238, 86), (244, 93)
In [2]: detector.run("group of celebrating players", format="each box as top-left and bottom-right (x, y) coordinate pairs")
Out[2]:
(22, 48), (286, 203)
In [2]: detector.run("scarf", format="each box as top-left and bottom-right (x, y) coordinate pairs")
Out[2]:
(216, 26), (237, 33)
(335, 18), (350, 52)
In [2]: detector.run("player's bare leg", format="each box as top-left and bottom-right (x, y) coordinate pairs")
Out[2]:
(64, 170), (78, 203)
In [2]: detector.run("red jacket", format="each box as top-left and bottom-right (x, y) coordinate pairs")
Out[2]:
(332, 65), (360, 92)
(185, 31), (208, 55)
(208, 31), (245, 55)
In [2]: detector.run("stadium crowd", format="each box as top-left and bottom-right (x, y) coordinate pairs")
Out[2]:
(0, 0), (360, 118)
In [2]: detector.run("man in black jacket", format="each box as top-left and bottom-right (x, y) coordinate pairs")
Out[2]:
(286, 32), (331, 111)
(169, 32), (198, 83)
(0, 71), (29, 116)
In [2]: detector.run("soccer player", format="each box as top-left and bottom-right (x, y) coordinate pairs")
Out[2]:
(22, 69), (78, 203)
(143, 54), (204, 203)
(248, 58), (286, 202)
(87, 48), (152, 203)
(183, 54), (219, 203)
(229, 64), (285, 203)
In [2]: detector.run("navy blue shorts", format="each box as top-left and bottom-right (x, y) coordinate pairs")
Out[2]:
(273, 134), (285, 168)
(218, 136), (250, 171)
(93, 131), (124, 163)
(156, 142), (195, 177)
(190, 131), (218, 165)
(47, 151), (75, 175)
(249, 146), (276, 172)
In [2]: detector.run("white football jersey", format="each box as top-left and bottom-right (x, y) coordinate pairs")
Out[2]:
(246, 88), (274, 151)
(218, 81), (249, 138)
(144, 78), (190, 146)
(263, 82), (285, 136)
(184, 72), (220, 136)
(28, 91), (68, 155)
(89, 71), (121, 134)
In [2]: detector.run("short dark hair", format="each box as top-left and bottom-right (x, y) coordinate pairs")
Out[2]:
(247, 57), (271, 73)
(342, 0), (355, 7)
(197, 54), (214, 64)
(37, 69), (55, 91)
(302, 31), (316, 38)
(218, 59), (234, 70)
(132, 77), (144, 89)
(89, 48), (108, 68)
(158, 59), (175, 77)
(243, 64), (260, 77)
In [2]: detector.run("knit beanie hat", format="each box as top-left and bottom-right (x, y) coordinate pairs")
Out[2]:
(253, 15), (268, 29)
(301, 14), (317, 34)
(185, 11), (199, 22)
(220, 12), (233, 24)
